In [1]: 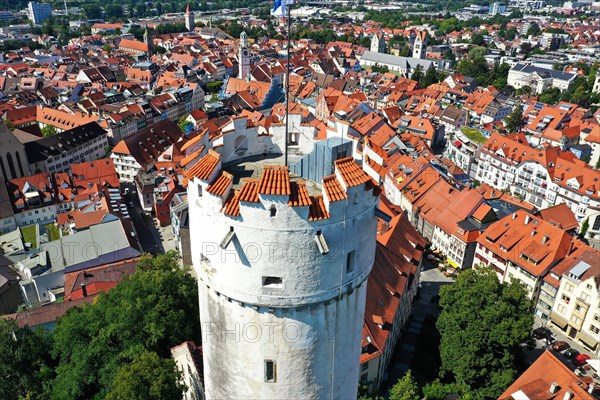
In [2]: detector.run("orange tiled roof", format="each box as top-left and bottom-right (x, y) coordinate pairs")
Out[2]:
(257, 166), (290, 196)
(206, 172), (232, 196)
(308, 195), (329, 221)
(185, 150), (221, 182)
(323, 175), (348, 202)
(288, 181), (310, 207)
(222, 192), (240, 217)
(238, 178), (260, 203)
(499, 351), (595, 400)
(335, 157), (370, 188)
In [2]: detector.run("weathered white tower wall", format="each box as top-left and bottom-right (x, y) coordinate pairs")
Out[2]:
(188, 153), (379, 400)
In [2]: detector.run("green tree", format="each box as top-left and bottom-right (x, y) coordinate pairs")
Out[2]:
(41, 125), (58, 137)
(205, 80), (224, 93)
(505, 104), (524, 133)
(437, 268), (533, 398)
(421, 64), (439, 88)
(105, 351), (184, 400)
(539, 87), (561, 104)
(178, 114), (191, 133)
(102, 43), (113, 53)
(84, 4), (102, 19)
(51, 252), (199, 399)
(423, 380), (469, 400)
(389, 370), (420, 400)
(106, 4), (124, 20)
(371, 64), (389, 73)
(0, 319), (55, 400)
(411, 65), (424, 84)
(580, 217), (589, 238)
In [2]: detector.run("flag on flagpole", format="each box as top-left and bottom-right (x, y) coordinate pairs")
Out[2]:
(272, 0), (293, 17)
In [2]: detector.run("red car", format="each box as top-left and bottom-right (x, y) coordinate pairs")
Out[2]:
(574, 354), (591, 366)
(552, 341), (570, 351)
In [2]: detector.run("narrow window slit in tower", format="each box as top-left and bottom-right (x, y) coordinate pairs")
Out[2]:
(265, 360), (276, 383)
(262, 276), (283, 288)
(270, 204), (277, 217)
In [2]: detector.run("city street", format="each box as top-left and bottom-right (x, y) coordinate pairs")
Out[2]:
(120, 183), (164, 254)
(379, 258), (454, 393)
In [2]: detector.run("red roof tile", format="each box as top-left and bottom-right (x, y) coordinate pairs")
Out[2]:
(257, 166), (290, 196)
(206, 172), (233, 197)
(288, 181), (310, 207)
(322, 175), (348, 202)
(335, 157), (370, 188)
(238, 178), (260, 203)
(308, 195), (330, 221)
(185, 150), (221, 182)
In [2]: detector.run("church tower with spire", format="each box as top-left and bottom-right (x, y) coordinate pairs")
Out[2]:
(370, 33), (385, 53)
(238, 31), (250, 80)
(143, 25), (153, 56)
(185, 4), (195, 32)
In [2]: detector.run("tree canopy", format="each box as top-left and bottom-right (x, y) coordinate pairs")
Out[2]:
(436, 268), (533, 399)
(51, 252), (199, 399)
(105, 351), (184, 400)
(389, 370), (420, 400)
(505, 104), (524, 133)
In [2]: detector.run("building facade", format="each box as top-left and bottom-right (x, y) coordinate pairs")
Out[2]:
(27, 1), (51, 24)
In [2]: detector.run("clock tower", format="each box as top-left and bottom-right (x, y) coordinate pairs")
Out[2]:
(238, 31), (250, 80)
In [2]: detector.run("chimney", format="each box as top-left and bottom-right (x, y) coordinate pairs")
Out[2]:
(589, 383), (595, 395)
(542, 235), (548, 244)
(512, 212), (517, 220)
(81, 282), (88, 297)
(563, 390), (574, 400)
(525, 215), (531, 225)
(549, 382), (559, 394)
(531, 229), (537, 237)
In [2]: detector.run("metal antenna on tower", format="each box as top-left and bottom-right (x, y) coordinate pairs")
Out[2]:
(284, 2), (292, 167)
(64, 0), (68, 15)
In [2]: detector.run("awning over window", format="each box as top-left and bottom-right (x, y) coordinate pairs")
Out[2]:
(550, 312), (568, 329)
(578, 331), (599, 350)
(446, 258), (459, 269)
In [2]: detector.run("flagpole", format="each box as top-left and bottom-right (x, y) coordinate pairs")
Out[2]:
(284, 2), (291, 167)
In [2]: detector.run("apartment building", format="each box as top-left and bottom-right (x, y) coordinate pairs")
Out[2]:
(475, 133), (600, 239)
(550, 246), (599, 354)
(474, 210), (573, 301)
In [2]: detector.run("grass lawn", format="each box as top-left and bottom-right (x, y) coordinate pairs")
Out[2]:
(45, 223), (61, 241)
(461, 126), (487, 144)
(21, 225), (37, 249)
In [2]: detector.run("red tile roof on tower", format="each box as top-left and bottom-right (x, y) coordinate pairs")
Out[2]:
(308, 195), (329, 221)
(206, 171), (232, 196)
(237, 178), (260, 203)
(288, 181), (310, 207)
(322, 175), (348, 202)
(335, 157), (370, 187)
(257, 166), (290, 196)
(184, 150), (221, 183)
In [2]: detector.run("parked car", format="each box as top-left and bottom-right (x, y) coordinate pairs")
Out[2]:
(574, 354), (591, 367)
(533, 327), (552, 340)
(564, 348), (580, 359)
(552, 341), (570, 351)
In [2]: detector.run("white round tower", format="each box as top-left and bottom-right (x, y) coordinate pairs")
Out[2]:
(187, 151), (380, 399)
